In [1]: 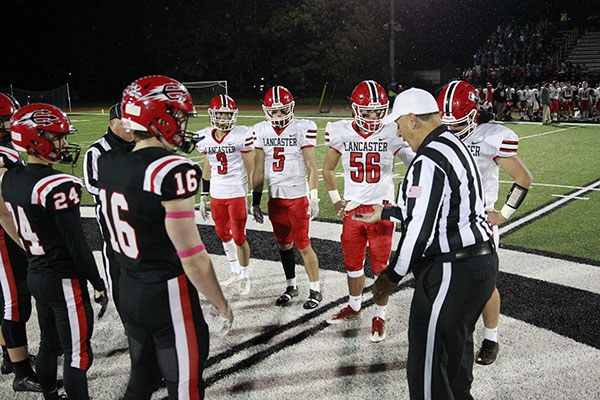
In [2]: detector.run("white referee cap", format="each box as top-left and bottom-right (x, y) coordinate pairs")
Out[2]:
(382, 88), (439, 124)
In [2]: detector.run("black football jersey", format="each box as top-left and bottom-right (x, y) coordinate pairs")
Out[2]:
(1, 164), (104, 290)
(0, 143), (24, 169)
(96, 147), (202, 283)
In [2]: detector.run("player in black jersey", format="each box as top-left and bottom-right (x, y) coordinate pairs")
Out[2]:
(83, 102), (134, 320)
(1, 103), (107, 400)
(0, 93), (43, 392)
(97, 75), (232, 400)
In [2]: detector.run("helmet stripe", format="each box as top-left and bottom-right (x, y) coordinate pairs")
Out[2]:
(274, 86), (280, 104)
(221, 95), (227, 108)
(366, 80), (378, 103)
(445, 80), (460, 116)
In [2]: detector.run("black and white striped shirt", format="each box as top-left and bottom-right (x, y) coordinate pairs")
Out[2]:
(385, 125), (492, 278)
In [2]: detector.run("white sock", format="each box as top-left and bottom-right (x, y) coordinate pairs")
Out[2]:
(286, 278), (297, 288)
(374, 305), (386, 319)
(222, 239), (240, 274)
(484, 326), (498, 342)
(349, 295), (362, 312)
(240, 266), (249, 279)
(309, 281), (320, 292)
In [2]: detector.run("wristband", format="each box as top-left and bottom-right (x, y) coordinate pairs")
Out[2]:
(252, 191), (263, 206)
(328, 189), (341, 203)
(165, 211), (196, 219)
(309, 188), (318, 201)
(500, 204), (516, 219)
(202, 178), (210, 194)
(177, 243), (206, 258)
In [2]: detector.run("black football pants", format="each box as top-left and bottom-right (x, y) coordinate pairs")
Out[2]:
(407, 251), (498, 400)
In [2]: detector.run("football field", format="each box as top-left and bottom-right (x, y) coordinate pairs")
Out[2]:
(1, 110), (598, 399)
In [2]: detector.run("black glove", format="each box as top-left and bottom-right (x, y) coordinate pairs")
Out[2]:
(94, 290), (109, 319)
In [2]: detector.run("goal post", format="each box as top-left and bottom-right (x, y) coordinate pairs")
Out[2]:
(1, 83), (72, 112)
(182, 80), (228, 108)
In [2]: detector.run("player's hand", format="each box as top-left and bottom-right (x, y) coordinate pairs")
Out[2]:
(352, 204), (383, 224)
(372, 273), (400, 303)
(252, 205), (264, 224)
(199, 195), (209, 220)
(309, 198), (320, 220)
(333, 200), (346, 219)
(94, 290), (109, 319)
(208, 302), (234, 337)
(486, 209), (507, 226)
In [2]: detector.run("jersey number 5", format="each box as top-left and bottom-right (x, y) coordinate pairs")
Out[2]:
(349, 152), (380, 183)
(273, 147), (285, 172)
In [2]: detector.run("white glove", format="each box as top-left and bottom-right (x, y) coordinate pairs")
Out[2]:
(208, 302), (233, 337)
(308, 189), (319, 220)
(199, 194), (209, 220)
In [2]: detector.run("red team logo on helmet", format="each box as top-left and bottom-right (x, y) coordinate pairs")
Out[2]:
(262, 86), (295, 129)
(437, 80), (479, 141)
(121, 75), (197, 153)
(10, 103), (80, 164)
(351, 80), (388, 133)
(208, 95), (238, 132)
(0, 93), (20, 140)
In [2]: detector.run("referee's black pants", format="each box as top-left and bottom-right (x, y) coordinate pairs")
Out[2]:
(407, 250), (498, 400)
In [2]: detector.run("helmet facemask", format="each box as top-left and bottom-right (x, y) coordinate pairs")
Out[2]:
(34, 128), (81, 165)
(352, 103), (388, 133)
(148, 104), (197, 154)
(441, 108), (478, 141)
(209, 109), (238, 132)
(263, 102), (294, 130)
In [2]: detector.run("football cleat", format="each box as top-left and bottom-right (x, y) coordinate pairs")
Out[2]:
(275, 286), (299, 306)
(1, 358), (13, 374)
(327, 305), (362, 324)
(370, 317), (387, 343)
(13, 375), (42, 392)
(303, 290), (322, 310)
(220, 272), (242, 287)
(239, 278), (251, 295)
(476, 339), (499, 365)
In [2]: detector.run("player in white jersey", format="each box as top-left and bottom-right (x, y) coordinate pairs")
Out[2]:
(578, 81), (593, 121)
(517, 86), (527, 120)
(323, 80), (414, 342)
(438, 80), (532, 365)
(196, 95), (254, 294)
(561, 82), (576, 119)
(252, 86), (322, 309)
(549, 80), (560, 123)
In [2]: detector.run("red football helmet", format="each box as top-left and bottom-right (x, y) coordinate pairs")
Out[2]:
(0, 93), (20, 141)
(121, 75), (196, 153)
(351, 80), (388, 133)
(208, 95), (238, 131)
(10, 103), (80, 164)
(262, 86), (295, 129)
(437, 80), (479, 141)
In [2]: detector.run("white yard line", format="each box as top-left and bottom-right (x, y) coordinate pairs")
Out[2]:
(499, 179), (600, 235)
(551, 194), (589, 200)
(519, 126), (579, 139)
(499, 180), (600, 192)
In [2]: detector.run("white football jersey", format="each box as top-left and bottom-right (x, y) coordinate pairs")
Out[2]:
(525, 89), (533, 103)
(196, 126), (253, 198)
(579, 87), (592, 101)
(463, 123), (519, 210)
(325, 121), (413, 205)
(550, 86), (560, 100)
(253, 119), (317, 199)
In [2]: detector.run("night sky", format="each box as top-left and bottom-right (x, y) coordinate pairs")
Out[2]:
(2, 0), (589, 102)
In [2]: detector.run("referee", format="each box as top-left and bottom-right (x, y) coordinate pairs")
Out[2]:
(354, 88), (498, 400)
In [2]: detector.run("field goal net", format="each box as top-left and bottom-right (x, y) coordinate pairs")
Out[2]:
(1, 84), (72, 112)
(183, 80), (228, 108)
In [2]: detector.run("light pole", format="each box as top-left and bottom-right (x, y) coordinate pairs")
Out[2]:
(383, 0), (403, 84)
